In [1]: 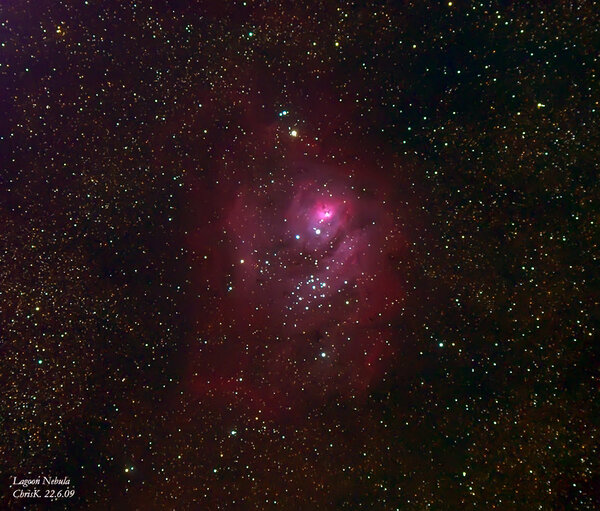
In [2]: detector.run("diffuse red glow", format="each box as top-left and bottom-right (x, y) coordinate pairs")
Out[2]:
(185, 128), (407, 417)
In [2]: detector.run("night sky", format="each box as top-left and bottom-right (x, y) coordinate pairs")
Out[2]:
(1, 1), (599, 509)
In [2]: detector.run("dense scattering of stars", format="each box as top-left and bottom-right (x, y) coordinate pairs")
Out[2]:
(1, 1), (598, 509)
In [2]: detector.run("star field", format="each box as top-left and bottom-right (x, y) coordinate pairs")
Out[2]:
(1, 1), (598, 509)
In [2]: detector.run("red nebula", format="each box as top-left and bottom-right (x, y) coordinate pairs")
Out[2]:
(183, 127), (408, 418)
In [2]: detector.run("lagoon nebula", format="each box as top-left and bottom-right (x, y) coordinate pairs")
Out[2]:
(186, 130), (408, 416)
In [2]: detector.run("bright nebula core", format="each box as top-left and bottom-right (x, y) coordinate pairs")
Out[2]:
(186, 140), (408, 416)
